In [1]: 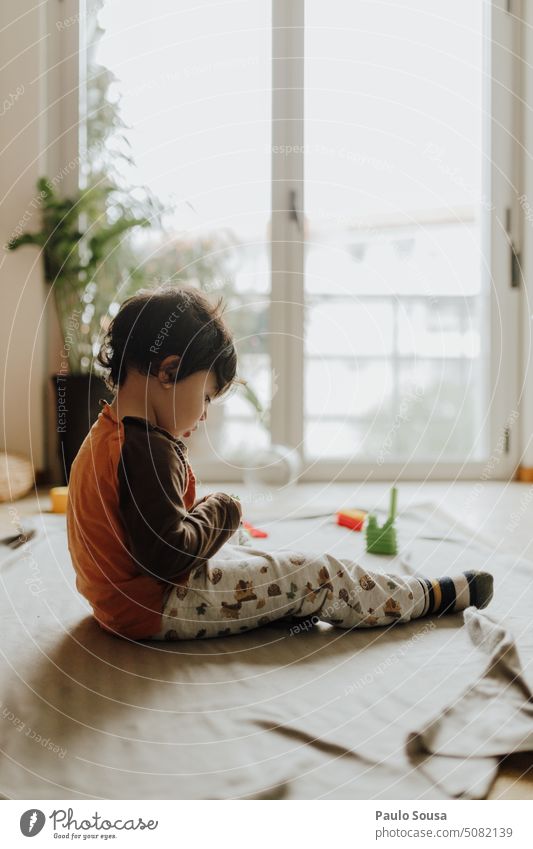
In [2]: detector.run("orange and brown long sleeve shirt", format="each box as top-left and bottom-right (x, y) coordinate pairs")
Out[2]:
(66, 400), (242, 639)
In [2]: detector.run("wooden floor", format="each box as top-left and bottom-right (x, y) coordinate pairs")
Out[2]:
(2, 479), (533, 800)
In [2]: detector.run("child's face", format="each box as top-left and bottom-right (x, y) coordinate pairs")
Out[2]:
(155, 359), (219, 439)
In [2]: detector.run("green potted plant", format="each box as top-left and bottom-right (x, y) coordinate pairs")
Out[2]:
(5, 0), (162, 483)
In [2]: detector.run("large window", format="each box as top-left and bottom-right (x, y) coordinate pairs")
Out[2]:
(303, 0), (488, 462)
(86, 0), (273, 461)
(80, 0), (519, 479)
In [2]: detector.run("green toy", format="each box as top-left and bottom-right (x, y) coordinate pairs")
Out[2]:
(365, 486), (398, 555)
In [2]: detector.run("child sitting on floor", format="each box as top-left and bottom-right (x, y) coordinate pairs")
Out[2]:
(66, 285), (493, 641)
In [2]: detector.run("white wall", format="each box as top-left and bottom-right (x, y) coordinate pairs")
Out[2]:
(0, 0), (78, 482)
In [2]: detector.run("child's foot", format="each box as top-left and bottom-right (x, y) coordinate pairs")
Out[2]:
(415, 570), (494, 617)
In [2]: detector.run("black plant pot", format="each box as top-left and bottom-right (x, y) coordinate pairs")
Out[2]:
(51, 374), (114, 484)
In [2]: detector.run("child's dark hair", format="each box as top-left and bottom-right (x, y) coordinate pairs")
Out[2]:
(97, 285), (239, 397)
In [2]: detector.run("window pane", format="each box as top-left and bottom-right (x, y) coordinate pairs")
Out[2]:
(87, 0), (271, 455)
(397, 298), (481, 358)
(306, 297), (394, 357)
(305, 420), (369, 460)
(304, 0), (489, 462)
(306, 359), (393, 418)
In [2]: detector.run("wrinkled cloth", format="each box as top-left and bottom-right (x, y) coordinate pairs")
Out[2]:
(1, 502), (531, 800)
(406, 608), (533, 798)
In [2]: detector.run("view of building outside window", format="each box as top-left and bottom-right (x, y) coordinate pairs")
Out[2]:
(304, 0), (488, 461)
(86, 0), (488, 463)
(86, 0), (273, 457)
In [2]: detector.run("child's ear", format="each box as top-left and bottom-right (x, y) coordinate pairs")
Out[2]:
(157, 355), (181, 388)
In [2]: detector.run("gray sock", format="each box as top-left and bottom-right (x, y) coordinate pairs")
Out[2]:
(414, 570), (494, 616)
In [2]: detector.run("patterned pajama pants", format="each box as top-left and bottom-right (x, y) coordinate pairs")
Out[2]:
(150, 542), (428, 641)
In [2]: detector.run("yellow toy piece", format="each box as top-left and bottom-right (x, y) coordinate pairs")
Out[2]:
(50, 486), (69, 514)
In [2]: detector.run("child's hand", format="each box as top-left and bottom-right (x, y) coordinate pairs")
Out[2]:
(229, 493), (243, 520)
(228, 493), (243, 519)
(197, 491), (242, 520)
(193, 492), (242, 538)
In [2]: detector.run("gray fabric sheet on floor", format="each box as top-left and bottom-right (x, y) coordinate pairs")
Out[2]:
(406, 607), (533, 798)
(1, 502), (532, 799)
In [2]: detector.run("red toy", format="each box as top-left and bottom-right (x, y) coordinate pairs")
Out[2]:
(336, 508), (367, 532)
(243, 520), (268, 539)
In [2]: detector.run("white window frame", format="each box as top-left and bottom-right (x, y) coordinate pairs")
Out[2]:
(52, 0), (521, 482)
(270, 0), (522, 482)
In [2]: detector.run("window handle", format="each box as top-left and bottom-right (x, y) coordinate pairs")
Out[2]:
(288, 189), (302, 233)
